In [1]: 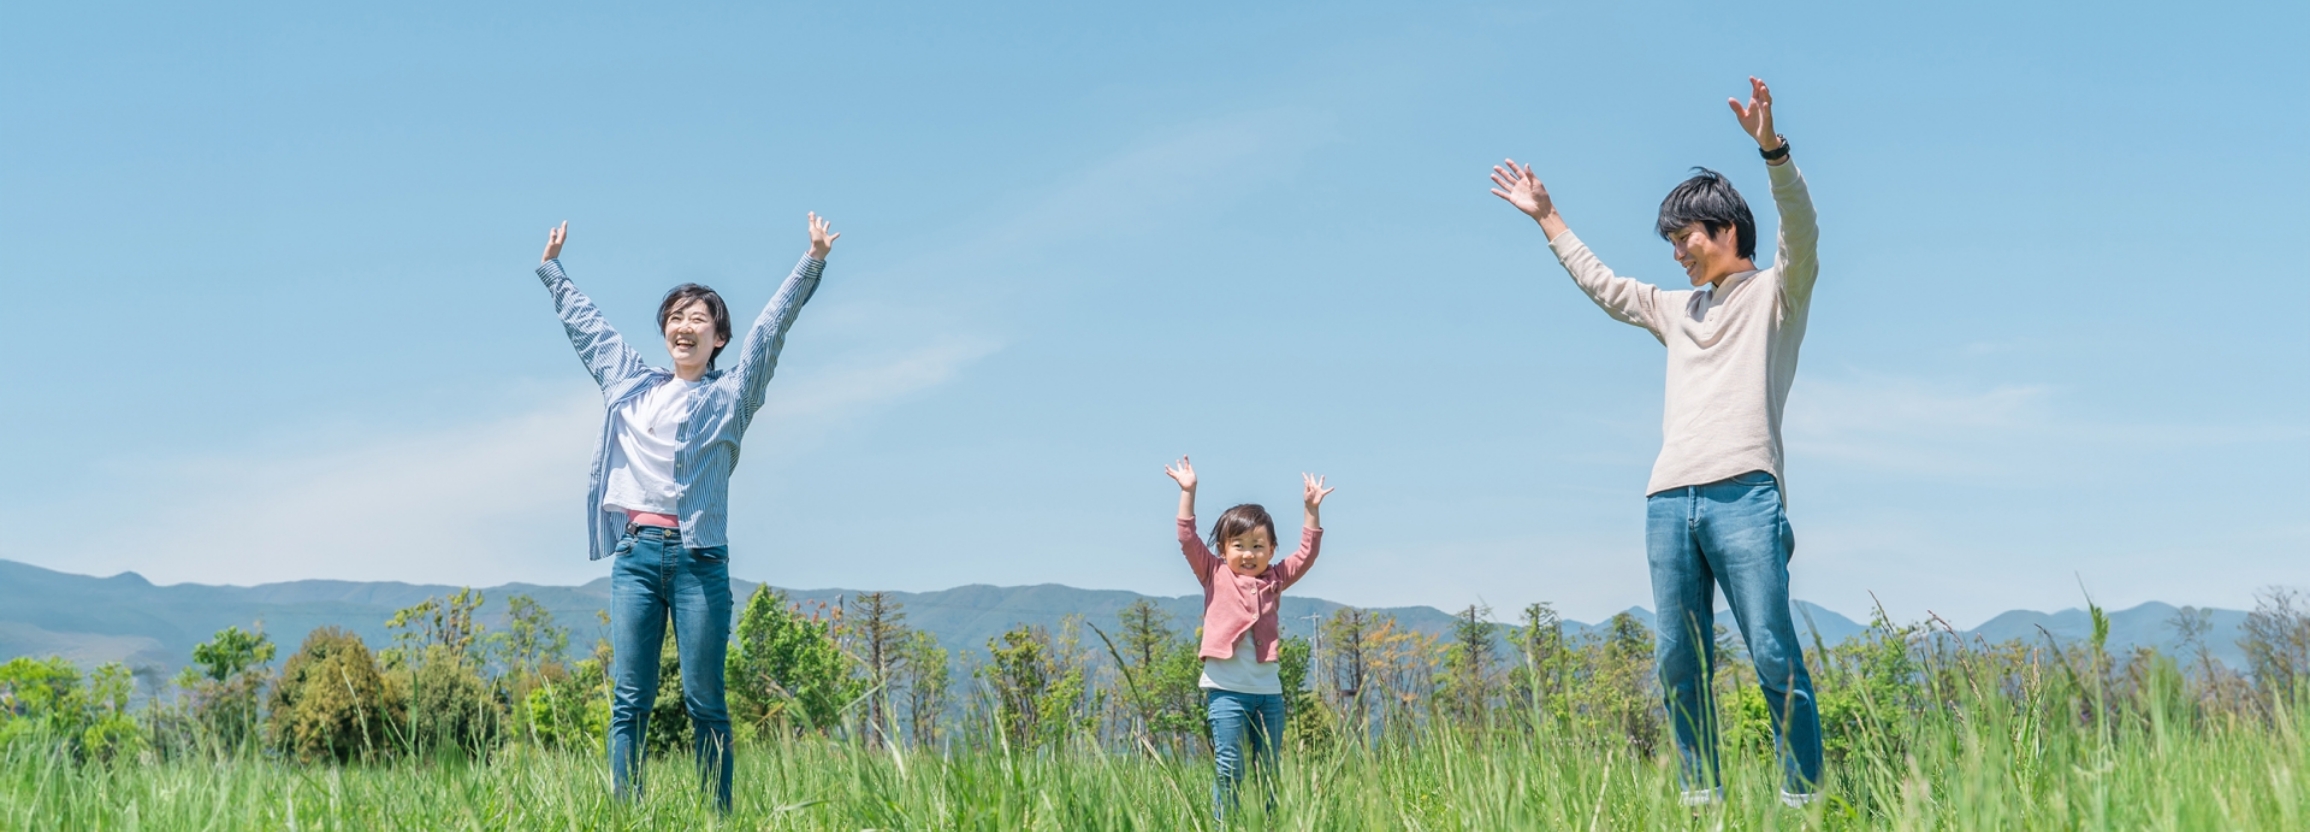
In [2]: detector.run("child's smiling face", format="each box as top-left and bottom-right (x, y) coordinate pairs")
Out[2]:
(1221, 527), (1275, 577)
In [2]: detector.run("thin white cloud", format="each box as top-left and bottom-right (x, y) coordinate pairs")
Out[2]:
(763, 336), (1001, 425)
(1786, 375), (2055, 476)
(1786, 372), (2305, 480)
(8, 340), (997, 589)
(4, 108), (1332, 591)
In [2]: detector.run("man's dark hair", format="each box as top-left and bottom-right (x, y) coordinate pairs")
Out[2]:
(1209, 503), (1278, 553)
(1655, 167), (1757, 261)
(657, 284), (733, 368)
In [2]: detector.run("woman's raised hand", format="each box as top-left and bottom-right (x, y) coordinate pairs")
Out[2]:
(1165, 456), (1197, 491)
(1729, 76), (1782, 152)
(541, 221), (567, 264)
(808, 212), (840, 260)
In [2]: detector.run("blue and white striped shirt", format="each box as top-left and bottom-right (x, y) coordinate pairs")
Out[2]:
(536, 255), (825, 560)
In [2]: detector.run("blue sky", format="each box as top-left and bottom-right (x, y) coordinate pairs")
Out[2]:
(2, 0), (2302, 627)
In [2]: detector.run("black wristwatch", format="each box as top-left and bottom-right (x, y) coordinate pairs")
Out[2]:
(1760, 136), (1791, 162)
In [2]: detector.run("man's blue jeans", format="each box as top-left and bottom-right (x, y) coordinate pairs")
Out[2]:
(608, 526), (735, 812)
(1646, 470), (1823, 797)
(1205, 689), (1285, 820)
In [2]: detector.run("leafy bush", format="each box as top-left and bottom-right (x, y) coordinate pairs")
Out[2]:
(400, 644), (504, 758)
(384, 589), (506, 759)
(523, 639), (610, 752)
(174, 625), (276, 750)
(269, 627), (401, 762)
(980, 621), (1095, 749)
(1811, 610), (1924, 767)
(727, 588), (857, 737)
(0, 657), (144, 763)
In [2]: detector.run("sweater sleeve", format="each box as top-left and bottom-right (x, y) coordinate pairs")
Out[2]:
(1547, 231), (1668, 343)
(1767, 161), (1819, 316)
(1272, 526), (1323, 590)
(1178, 517), (1217, 586)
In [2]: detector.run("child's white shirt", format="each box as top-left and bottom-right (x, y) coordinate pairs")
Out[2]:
(1199, 631), (1283, 694)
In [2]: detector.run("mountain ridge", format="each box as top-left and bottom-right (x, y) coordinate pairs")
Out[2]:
(0, 559), (2248, 684)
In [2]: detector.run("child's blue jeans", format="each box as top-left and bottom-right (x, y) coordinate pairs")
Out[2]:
(1646, 469), (1824, 798)
(1206, 688), (1285, 820)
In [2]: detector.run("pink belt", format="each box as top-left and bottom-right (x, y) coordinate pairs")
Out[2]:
(625, 510), (680, 529)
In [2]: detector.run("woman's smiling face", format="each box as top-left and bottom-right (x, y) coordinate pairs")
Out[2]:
(1221, 527), (1275, 577)
(662, 297), (727, 378)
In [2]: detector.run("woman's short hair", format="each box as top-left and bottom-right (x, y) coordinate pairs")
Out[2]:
(1209, 503), (1278, 553)
(1655, 167), (1757, 261)
(658, 283), (733, 368)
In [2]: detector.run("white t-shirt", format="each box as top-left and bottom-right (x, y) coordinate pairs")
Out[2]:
(1199, 631), (1282, 695)
(602, 377), (700, 515)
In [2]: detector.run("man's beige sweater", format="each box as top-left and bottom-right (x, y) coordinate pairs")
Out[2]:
(1546, 162), (1818, 496)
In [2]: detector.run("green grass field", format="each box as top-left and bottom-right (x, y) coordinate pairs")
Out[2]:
(10, 589), (2310, 830)
(7, 693), (2306, 831)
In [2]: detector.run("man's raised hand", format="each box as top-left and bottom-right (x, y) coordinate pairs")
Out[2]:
(1490, 159), (1554, 220)
(541, 221), (567, 264)
(1491, 159), (1570, 238)
(807, 212), (840, 260)
(1729, 76), (1784, 153)
(1165, 456), (1197, 492)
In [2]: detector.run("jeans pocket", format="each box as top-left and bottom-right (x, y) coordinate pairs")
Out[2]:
(612, 536), (637, 558)
(692, 545), (730, 562)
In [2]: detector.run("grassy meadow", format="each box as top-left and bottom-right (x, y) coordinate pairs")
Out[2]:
(6, 695), (2307, 831)
(6, 586), (2310, 830)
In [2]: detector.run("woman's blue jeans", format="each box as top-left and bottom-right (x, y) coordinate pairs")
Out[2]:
(1206, 688), (1285, 820)
(607, 526), (735, 812)
(1646, 470), (1823, 797)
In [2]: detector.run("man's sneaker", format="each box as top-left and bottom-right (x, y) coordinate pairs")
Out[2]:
(1680, 787), (1724, 807)
(1780, 791), (1819, 809)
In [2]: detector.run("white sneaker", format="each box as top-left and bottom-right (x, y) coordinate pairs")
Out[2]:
(1680, 787), (1724, 807)
(1780, 791), (1819, 809)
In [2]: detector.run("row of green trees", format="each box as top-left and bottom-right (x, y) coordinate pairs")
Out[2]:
(5, 584), (2309, 771)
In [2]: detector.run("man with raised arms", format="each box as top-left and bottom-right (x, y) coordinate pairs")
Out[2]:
(1490, 77), (1823, 807)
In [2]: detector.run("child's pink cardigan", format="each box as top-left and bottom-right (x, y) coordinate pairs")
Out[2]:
(1177, 516), (1324, 663)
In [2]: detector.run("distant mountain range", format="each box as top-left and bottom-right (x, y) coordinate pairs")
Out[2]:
(0, 559), (2250, 687)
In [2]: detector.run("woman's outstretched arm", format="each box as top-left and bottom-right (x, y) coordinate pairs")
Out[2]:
(535, 221), (649, 392)
(732, 213), (839, 431)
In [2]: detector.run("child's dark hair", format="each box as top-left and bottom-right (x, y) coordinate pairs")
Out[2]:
(1209, 503), (1278, 552)
(1655, 167), (1757, 260)
(658, 283), (733, 368)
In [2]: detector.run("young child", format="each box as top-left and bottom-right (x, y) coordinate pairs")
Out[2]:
(1163, 455), (1333, 821)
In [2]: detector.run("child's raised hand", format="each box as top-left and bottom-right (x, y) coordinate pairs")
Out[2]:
(1165, 456), (1197, 491)
(1302, 473), (1333, 508)
(1302, 473), (1333, 528)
